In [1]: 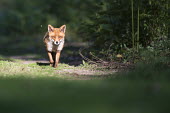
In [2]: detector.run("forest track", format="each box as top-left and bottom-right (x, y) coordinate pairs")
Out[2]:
(8, 55), (118, 80)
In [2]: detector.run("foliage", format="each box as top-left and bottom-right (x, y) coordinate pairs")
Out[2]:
(0, 0), (99, 41)
(80, 0), (169, 61)
(0, 0), (169, 63)
(116, 57), (170, 81)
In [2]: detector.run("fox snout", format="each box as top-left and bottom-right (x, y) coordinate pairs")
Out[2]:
(54, 41), (60, 45)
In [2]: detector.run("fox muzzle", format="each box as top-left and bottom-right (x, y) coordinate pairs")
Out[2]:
(54, 41), (60, 45)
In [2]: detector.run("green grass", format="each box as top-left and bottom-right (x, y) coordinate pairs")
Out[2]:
(0, 58), (170, 113)
(0, 60), (76, 79)
(0, 78), (170, 113)
(0, 60), (114, 80)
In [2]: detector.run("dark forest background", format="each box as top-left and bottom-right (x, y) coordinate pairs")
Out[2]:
(0, 0), (169, 64)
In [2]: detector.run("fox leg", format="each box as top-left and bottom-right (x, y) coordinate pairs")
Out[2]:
(51, 52), (56, 67)
(47, 52), (54, 67)
(54, 50), (61, 68)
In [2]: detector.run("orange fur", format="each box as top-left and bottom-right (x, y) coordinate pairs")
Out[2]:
(48, 25), (66, 43)
(43, 25), (66, 68)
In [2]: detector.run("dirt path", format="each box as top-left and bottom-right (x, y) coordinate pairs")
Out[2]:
(8, 55), (118, 79)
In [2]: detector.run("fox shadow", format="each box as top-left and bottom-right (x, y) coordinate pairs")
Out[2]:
(36, 62), (50, 66)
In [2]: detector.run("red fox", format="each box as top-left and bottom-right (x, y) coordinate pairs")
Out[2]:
(43, 25), (66, 68)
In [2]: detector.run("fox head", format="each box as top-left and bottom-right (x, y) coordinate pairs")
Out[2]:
(48, 24), (66, 45)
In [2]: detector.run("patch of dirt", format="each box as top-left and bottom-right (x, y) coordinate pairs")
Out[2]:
(57, 68), (118, 76)
(56, 68), (118, 80)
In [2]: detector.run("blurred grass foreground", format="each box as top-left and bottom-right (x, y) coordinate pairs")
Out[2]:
(0, 78), (170, 113)
(0, 59), (170, 113)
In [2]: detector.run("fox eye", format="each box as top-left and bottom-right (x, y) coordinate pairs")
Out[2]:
(59, 36), (63, 38)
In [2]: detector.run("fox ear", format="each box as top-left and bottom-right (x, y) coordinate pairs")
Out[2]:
(60, 25), (66, 33)
(48, 25), (54, 32)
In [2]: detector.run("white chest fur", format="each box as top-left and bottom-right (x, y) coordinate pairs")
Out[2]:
(46, 39), (64, 52)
